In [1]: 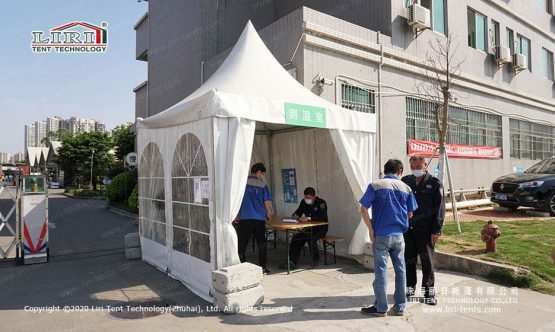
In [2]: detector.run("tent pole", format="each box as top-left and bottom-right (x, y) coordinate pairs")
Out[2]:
(265, 128), (277, 215)
(212, 117), (220, 270)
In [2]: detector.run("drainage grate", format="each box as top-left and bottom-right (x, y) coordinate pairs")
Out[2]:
(109, 299), (176, 320)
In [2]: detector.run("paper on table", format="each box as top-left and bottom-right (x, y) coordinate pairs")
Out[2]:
(282, 218), (298, 223)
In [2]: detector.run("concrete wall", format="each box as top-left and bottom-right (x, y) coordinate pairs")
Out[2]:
(134, 82), (148, 119)
(135, 13), (148, 61)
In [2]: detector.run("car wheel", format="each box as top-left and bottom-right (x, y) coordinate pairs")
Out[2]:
(546, 191), (555, 216)
(498, 203), (518, 211)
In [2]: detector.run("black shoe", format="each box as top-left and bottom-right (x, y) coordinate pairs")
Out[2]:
(361, 306), (386, 317)
(263, 268), (270, 275)
(406, 287), (415, 298)
(278, 261), (296, 269)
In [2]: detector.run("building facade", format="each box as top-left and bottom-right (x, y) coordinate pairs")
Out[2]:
(134, 0), (555, 189)
(34, 121), (47, 147)
(24, 124), (35, 148)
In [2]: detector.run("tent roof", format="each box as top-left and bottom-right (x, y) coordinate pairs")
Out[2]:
(26, 147), (42, 167)
(138, 21), (375, 133)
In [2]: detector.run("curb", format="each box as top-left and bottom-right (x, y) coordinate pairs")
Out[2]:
(434, 250), (530, 277)
(107, 205), (139, 221)
(63, 193), (107, 200)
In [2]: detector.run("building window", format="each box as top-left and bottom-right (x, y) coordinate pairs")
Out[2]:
(405, 97), (502, 147)
(491, 19), (500, 51)
(540, 0), (553, 13)
(421, 0), (446, 35)
(517, 34), (532, 71)
(506, 28), (515, 55)
(403, 0), (413, 8)
(510, 119), (555, 160)
(468, 8), (487, 51)
(341, 83), (375, 113)
(541, 48), (554, 80)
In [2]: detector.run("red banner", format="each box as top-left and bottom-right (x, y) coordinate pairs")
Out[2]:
(407, 139), (502, 159)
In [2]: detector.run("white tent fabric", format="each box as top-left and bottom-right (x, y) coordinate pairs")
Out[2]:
(137, 21), (376, 302)
(26, 147), (43, 167)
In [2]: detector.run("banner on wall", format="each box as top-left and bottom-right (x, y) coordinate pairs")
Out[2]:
(407, 139), (502, 159)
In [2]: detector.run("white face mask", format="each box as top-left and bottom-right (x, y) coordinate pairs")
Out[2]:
(304, 199), (313, 205)
(411, 169), (426, 177)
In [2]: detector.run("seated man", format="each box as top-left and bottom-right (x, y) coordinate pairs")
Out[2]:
(279, 187), (328, 269)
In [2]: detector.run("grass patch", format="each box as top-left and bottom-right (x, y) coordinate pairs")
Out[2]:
(438, 219), (555, 294)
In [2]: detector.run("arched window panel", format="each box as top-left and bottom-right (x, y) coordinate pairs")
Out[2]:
(138, 142), (166, 245)
(171, 133), (210, 262)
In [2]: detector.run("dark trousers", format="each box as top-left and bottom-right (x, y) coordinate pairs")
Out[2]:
(236, 220), (267, 269)
(289, 225), (328, 264)
(404, 229), (435, 296)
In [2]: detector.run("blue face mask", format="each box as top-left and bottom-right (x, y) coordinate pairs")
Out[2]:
(304, 199), (313, 205)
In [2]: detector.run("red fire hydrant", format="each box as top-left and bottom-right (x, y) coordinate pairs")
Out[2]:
(481, 220), (501, 253)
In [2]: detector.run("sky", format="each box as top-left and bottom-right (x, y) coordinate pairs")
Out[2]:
(0, 1), (148, 154)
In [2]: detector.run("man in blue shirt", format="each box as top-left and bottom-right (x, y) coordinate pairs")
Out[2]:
(235, 163), (273, 274)
(359, 159), (418, 317)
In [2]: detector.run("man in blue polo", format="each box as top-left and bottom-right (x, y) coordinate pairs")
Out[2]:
(235, 163), (273, 274)
(359, 159), (417, 317)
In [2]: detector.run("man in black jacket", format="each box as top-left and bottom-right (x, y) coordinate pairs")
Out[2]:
(401, 156), (445, 305)
(279, 187), (328, 269)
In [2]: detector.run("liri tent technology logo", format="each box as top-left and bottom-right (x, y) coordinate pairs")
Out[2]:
(31, 21), (108, 53)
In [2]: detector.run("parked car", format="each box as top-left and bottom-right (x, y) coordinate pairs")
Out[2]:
(491, 157), (555, 215)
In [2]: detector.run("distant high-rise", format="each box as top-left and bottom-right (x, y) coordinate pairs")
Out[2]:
(34, 121), (47, 147)
(25, 116), (108, 148)
(24, 124), (36, 148)
(46, 116), (62, 134)
(0, 152), (11, 163)
(95, 121), (106, 132)
(14, 152), (25, 163)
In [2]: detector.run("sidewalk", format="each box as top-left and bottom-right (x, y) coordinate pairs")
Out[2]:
(1, 196), (554, 331)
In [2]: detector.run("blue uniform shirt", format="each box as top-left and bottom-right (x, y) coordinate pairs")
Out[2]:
(359, 175), (418, 236)
(239, 176), (272, 221)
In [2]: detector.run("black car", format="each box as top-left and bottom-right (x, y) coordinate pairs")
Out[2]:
(491, 157), (555, 215)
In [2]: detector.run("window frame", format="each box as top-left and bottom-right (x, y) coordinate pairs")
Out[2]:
(467, 8), (487, 52)
(509, 119), (555, 160)
(340, 83), (376, 114)
(517, 34), (532, 71)
(541, 47), (554, 80)
(405, 97), (502, 148)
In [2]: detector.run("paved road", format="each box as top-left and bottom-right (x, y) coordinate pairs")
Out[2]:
(1, 195), (554, 331)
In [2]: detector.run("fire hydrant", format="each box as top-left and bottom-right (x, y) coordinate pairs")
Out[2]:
(481, 220), (501, 253)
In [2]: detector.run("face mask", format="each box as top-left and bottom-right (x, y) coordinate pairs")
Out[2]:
(412, 170), (425, 177)
(304, 199), (313, 205)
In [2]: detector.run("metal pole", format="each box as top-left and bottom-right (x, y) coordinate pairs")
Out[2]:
(90, 149), (94, 190)
(444, 152), (461, 233)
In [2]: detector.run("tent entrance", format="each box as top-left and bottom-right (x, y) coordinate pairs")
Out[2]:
(250, 122), (362, 255)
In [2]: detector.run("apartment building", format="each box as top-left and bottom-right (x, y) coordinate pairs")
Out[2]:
(134, 0), (555, 189)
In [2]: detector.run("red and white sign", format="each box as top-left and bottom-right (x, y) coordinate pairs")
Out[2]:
(407, 139), (502, 159)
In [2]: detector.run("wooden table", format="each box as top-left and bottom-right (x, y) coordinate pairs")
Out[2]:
(266, 216), (328, 274)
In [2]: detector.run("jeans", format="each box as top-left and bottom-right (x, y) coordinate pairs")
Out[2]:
(372, 234), (406, 313)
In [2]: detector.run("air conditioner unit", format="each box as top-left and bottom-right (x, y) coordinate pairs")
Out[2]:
(494, 46), (511, 64)
(512, 53), (527, 70)
(408, 4), (431, 30)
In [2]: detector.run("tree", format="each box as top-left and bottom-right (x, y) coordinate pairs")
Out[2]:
(416, 34), (465, 233)
(57, 131), (114, 189)
(112, 124), (135, 163)
(41, 128), (71, 147)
